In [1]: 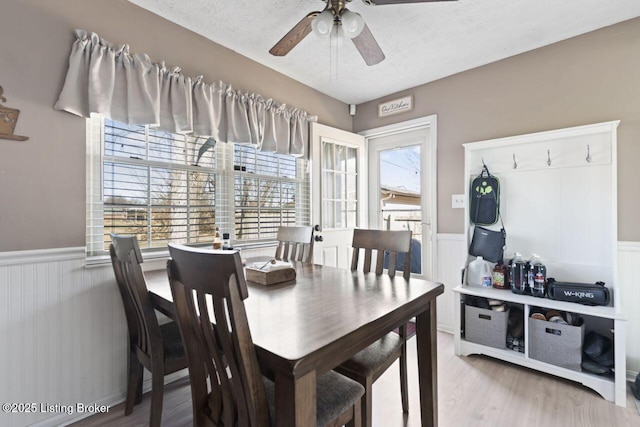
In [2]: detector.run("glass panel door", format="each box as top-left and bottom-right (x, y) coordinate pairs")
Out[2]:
(311, 123), (365, 269)
(367, 125), (433, 279)
(379, 145), (422, 275)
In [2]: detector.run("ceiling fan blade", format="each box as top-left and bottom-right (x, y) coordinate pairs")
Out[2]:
(363, 0), (457, 5)
(351, 24), (385, 66)
(269, 12), (318, 57)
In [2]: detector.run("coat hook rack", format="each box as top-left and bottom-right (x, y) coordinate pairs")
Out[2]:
(481, 157), (490, 172)
(547, 149), (552, 166)
(0, 85), (29, 142)
(513, 153), (518, 169)
(586, 145), (592, 163)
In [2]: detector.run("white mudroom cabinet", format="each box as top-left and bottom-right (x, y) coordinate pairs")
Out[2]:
(453, 121), (626, 406)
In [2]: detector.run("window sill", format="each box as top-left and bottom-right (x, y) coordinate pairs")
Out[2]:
(84, 241), (278, 271)
(235, 240), (278, 250)
(85, 249), (171, 270)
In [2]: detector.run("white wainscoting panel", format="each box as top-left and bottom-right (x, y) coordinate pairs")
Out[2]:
(0, 248), (129, 427)
(435, 234), (467, 334)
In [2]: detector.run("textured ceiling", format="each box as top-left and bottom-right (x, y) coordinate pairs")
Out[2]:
(128, 0), (640, 105)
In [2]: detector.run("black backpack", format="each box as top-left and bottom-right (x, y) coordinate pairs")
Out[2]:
(470, 165), (500, 226)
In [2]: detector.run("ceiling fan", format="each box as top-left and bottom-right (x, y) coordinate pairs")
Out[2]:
(269, 0), (457, 66)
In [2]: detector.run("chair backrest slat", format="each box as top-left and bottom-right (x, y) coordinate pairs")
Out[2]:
(388, 252), (398, 277)
(375, 250), (385, 275)
(351, 247), (360, 271)
(363, 248), (373, 273)
(282, 241), (291, 261)
(275, 226), (314, 263)
(168, 244), (270, 427)
(351, 229), (412, 280)
(294, 243), (302, 261)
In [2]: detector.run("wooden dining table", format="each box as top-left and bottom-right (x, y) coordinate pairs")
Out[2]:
(145, 262), (444, 427)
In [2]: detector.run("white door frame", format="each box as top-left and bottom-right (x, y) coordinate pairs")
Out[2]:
(359, 115), (438, 280)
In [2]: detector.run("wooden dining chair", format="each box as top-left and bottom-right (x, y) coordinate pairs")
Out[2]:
(167, 243), (364, 427)
(246, 225), (314, 266)
(274, 225), (314, 263)
(335, 228), (412, 427)
(109, 234), (187, 427)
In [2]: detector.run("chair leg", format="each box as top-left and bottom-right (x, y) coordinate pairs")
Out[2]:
(400, 344), (409, 413)
(361, 378), (373, 427)
(346, 398), (362, 427)
(125, 353), (143, 415)
(149, 365), (164, 427)
(134, 365), (143, 404)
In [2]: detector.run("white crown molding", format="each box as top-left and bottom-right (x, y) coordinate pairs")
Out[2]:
(462, 120), (620, 150)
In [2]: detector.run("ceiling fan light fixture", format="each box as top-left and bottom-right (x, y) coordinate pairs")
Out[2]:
(311, 10), (335, 38)
(340, 10), (365, 39)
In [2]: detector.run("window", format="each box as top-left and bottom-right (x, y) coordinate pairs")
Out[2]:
(87, 116), (309, 257)
(233, 145), (309, 241)
(321, 141), (358, 229)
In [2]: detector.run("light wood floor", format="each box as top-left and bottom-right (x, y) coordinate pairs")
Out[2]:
(71, 332), (639, 427)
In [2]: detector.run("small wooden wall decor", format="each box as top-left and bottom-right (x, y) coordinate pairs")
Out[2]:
(0, 85), (29, 141)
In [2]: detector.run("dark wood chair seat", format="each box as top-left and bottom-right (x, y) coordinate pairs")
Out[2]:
(168, 244), (363, 427)
(335, 228), (413, 427)
(109, 234), (187, 427)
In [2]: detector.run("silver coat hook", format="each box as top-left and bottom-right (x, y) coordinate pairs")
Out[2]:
(586, 145), (592, 163)
(513, 153), (518, 169)
(547, 149), (551, 166)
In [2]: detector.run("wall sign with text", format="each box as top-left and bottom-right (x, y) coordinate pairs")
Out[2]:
(378, 95), (413, 118)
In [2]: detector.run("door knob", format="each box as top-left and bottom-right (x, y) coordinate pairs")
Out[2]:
(314, 224), (321, 232)
(314, 235), (324, 242)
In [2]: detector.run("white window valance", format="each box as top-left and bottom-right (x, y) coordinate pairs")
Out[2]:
(54, 29), (316, 158)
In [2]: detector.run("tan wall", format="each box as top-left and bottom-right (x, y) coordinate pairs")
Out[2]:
(0, 0), (350, 252)
(354, 18), (640, 241)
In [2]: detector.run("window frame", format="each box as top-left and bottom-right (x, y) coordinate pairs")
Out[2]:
(86, 115), (310, 261)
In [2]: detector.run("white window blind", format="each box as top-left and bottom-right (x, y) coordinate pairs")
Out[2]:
(233, 145), (310, 241)
(86, 116), (310, 257)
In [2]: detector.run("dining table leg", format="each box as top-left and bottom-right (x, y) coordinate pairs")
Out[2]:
(416, 298), (438, 427)
(274, 370), (316, 426)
